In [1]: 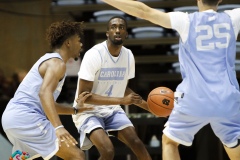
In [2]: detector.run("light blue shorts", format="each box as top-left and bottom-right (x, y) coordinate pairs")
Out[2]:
(163, 110), (240, 148)
(2, 107), (59, 160)
(79, 110), (133, 150)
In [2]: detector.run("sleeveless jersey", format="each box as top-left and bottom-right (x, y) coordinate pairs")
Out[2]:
(89, 42), (133, 98)
(6, 53), (65, 117)
(175, 11), (240, 117)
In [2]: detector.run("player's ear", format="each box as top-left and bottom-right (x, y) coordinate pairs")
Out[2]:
(106, 31), (109, 38)
(125, 32), (128, 39)
(64, 38), (70, 47)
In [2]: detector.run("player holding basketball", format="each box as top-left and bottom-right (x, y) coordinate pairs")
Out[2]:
(72, 16), (152, 160)
(1, 21), (93, 160)
(101, 0), (240, 160)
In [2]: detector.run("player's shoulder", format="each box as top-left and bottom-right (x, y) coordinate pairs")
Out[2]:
(223, 8), (240, 24)
(169, 11), (190, 28)
(224, 8), (240, 16)
(89, 41), (107, 53)
(85, 43), (104, 56)
(122, 45), (133, 54)
(37, 53), (64, 67)
(224, 7), (240, 12)
(48, 57), (66, 71)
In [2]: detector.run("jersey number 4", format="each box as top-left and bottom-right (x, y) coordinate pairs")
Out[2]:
(105, 85), (113, 96)
(196, 23), (231, 51)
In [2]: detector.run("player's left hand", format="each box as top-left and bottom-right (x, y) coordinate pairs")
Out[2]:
(56, 127), (78, 147)
(121, 93), (143, 105)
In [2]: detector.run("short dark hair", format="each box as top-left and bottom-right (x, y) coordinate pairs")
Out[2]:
(46, 21), (84, 49)
(107, 16), (128, 30)
(202, 0), (219, 6)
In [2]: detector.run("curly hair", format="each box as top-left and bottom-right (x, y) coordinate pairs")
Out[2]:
(46, 21), (84, 49)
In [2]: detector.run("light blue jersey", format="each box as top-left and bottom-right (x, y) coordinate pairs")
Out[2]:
(1, 53), (65, 159)
(164, 9), (240, 147)
(175, 11), (240, 117)
(14, 53), (65, 112)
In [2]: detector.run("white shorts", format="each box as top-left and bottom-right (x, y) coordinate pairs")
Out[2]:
(79, 110), (133, 150)
(163, 110), (240, 148)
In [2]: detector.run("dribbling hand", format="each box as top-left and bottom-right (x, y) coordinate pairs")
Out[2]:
(121, 93), (143, 105)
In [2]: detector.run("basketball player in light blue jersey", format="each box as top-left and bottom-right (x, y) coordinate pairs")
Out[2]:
(72, 16), (152, 160)
(101, 0), (240, 160)
(1, 21), (93, 160)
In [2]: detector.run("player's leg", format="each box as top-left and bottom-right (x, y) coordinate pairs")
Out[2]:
(89, 128), (115, 160)
(211, 113), (240, 160)
(55, 142), (85, 160)
(117, 126), (152, 160)
(79, 116), (115, 160)
(223, 144), (240, 160)
(162, 134), (180, 160)
(105, 110), (151, 160)
(162, 110), (208, 160)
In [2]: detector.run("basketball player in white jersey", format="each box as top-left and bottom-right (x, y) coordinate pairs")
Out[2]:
(72, 16), (152, 160)
(101, 0), (240, 160)
(1, 21), (93, 160)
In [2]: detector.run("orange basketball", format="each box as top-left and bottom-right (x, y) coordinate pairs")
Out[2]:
(147, 87), (174, 117)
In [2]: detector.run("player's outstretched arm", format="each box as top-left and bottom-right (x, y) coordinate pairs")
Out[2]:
(101, 0), (171, 28)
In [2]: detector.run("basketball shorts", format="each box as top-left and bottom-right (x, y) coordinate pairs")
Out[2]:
(4, 120), (59, 160)
(79, 110), (133, 150)
(163, 110), (240, 148)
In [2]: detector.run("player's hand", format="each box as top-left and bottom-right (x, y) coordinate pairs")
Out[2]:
(121, 93), (143, 105)
(75, 91), (94, 112)
(75, 91), (92, 105)
(55, 127), (78, 147)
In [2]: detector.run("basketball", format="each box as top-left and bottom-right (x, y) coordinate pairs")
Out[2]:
(147, 87), (174, 117)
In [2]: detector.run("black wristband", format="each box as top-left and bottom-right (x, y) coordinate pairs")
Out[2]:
(74, 107), (78, 115)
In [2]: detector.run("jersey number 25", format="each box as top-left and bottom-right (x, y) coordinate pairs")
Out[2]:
(196, 23), (231, 51)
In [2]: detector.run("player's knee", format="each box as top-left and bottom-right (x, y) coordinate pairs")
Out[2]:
(99, 147), (114, 159)
(62, 148), (85, 160)
(96, 142), (114, 159)
(128, 136), (143, 146)
(162, 134), (178, 147)
(71, 151), (85, 160)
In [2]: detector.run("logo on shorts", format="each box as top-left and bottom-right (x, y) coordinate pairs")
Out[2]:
(162, 99), (170, 106)
(9, 150), (30, 160)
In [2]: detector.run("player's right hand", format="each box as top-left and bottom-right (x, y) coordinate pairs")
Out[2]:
(55, 127), (78, 147)
(75, 91), (94, 112)
(121, 93), (143, 105)
(75, 91), (92, 106)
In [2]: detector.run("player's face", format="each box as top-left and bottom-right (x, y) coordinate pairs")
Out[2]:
(69, 35), (82, 60)
(106, 18), (128, 45)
